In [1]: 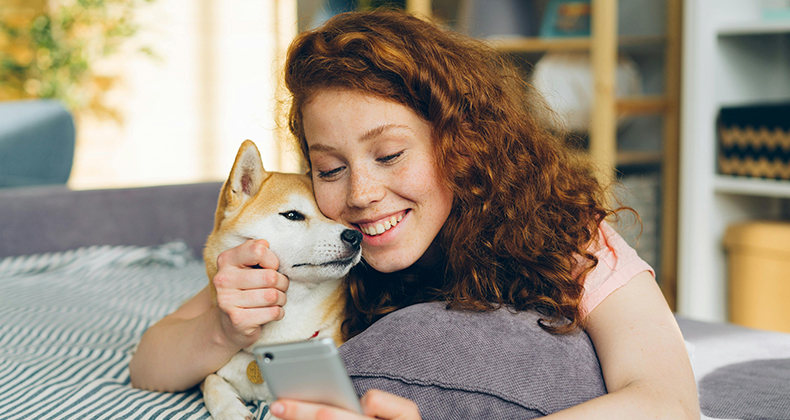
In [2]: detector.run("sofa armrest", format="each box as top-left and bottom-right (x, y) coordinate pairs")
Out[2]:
(0, 100), (75, 187)
(0, 182), (222, 258)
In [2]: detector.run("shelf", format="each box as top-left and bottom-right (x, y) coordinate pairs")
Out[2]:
(714, 175), (790, 198)
(617, 96), (669, 117)
(567, 150), (662, 168)
(618, 34), (666, 46)
(617, 151), (663, 167)
(486, 35), (665, 54)
(487, 37), (591, 53)
(717, 20), (790, 37)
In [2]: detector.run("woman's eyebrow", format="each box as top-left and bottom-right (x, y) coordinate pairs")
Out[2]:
(308, 143), (336, 153)
(359, 123), (412, 142)
(308, 123), (413, 153)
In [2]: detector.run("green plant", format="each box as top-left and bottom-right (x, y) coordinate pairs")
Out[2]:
(0, 0), (155, 119)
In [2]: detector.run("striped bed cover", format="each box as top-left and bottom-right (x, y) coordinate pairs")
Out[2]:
(0, 242), (267, 420)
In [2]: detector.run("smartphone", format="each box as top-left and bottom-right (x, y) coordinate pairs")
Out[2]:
(253, 338), (363, 414)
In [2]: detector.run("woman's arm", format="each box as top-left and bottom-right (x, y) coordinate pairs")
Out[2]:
(129, 286), (237, 391)
(544, 271), (700, 419)
(129, 239), (289, 392)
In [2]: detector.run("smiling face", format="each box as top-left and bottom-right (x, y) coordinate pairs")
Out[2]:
(303, 89), (454, 273)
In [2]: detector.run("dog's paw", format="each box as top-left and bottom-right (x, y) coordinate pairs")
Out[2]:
(211, 397), (255, 420)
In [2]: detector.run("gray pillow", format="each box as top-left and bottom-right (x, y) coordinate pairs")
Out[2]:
(339, 302), (605, 419)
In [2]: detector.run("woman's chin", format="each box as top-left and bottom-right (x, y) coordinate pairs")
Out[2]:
(361, 252), (418, 274)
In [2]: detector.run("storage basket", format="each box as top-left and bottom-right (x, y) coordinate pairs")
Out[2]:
(717, 103), (790, 180)
(724, 221), (790, 333)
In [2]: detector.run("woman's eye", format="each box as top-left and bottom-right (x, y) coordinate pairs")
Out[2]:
(280, 211), (306, 221)
(377, 151), (404, 164)
(316, 166), (344, 179)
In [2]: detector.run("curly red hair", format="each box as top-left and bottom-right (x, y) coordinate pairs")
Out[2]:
(285, 10), (619, 338)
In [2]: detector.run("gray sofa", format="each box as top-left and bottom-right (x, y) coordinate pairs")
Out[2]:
(0, 182), (222, 259)
(1, 183), (790, 420)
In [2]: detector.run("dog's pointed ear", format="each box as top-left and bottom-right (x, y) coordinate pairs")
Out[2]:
(229, 139), (270, 199)
(214, 140), (272, 227)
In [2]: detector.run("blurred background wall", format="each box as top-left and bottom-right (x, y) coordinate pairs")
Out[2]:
(1, 0), (300, 189)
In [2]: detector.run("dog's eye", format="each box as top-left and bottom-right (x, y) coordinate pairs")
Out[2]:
(280, 211), (306, 221)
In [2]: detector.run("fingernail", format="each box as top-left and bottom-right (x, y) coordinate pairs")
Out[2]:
(270, 402), (284, 416)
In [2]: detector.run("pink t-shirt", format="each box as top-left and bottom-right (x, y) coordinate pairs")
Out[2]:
(577, 222), (655, 315)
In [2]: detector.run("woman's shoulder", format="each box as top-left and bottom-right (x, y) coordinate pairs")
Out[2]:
(579, 223), (655, 315)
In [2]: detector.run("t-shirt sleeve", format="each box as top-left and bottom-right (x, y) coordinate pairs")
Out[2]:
(578, 222), (655, 316)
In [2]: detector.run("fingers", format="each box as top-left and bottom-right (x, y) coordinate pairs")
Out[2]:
(361, 390), (421, 420)
(269, 391), (421, 420)
(212, 239), (290, 348)
(270, 400), (367, 420)
(228, 287), (287, 309)
(214, 265), (289, 294)
(217, 239), (280, 271)
(221, 305), (284, 335)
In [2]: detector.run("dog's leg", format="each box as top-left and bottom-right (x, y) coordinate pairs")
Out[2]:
(202, 374), (254, 420)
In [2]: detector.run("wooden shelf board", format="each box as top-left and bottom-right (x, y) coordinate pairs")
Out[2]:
(617, 96), (669, 117)
(487, 37), (591, 53)
(616, 151), (663, 166)
(717, 20), (790, 36)
(618, 34), (666, 47)
(714, 175), (790, 198)
(487, 35), (665, 53)
(568, 150), (662, 167)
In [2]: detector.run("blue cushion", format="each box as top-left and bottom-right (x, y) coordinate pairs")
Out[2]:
(0, 100), (75, 187)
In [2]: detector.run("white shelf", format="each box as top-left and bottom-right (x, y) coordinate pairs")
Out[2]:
(714, 176), (790, 198)
(679, 0), (790, 324)
(717, 19), (790, 36)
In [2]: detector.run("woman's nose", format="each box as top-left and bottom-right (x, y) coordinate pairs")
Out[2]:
(347, 167), (385, 208)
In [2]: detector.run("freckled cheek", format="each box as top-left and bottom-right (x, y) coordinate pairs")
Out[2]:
(399, 164), (447, 199)
(313, 185), (343, 221)
(414, 166), (454, 221)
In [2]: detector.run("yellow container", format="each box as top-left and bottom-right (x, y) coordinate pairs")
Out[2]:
(723, 221), (790, 333)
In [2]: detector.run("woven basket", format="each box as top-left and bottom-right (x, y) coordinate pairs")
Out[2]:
(718, 103), (790, 180)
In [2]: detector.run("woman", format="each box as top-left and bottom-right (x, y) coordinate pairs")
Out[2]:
(131, 10), (699, 420)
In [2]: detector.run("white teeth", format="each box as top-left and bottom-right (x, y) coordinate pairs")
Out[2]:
(362, 214), (403, 236)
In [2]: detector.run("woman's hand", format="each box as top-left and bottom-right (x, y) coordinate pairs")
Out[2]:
(130, 240), (289, 392)
(270, 390), (421, 420)
(213, 239), (290, 349)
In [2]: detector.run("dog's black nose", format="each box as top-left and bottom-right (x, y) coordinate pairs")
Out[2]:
(341, 229), (363, 248)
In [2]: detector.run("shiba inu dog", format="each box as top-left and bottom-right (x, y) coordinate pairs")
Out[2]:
(201, 140), (363, 420)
